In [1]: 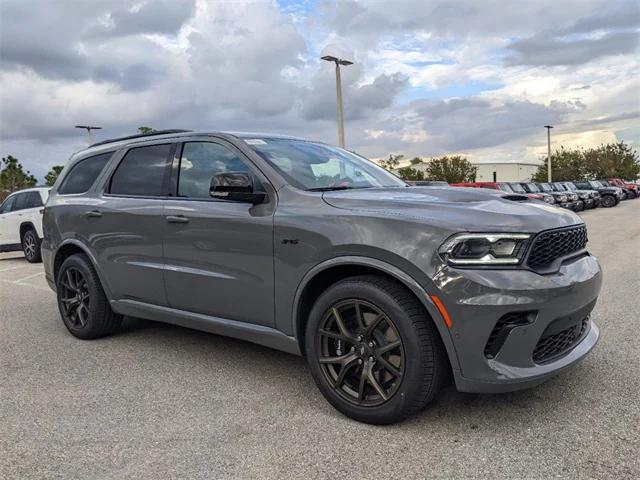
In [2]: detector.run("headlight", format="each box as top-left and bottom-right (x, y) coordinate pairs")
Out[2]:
(543, 196), (554, 204)
(439, 233), (531, 266)
(579, 193), (589, 200)
(558, 194), (567, 202)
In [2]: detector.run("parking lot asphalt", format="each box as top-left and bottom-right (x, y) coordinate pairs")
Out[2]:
(1, 200), (639, 479)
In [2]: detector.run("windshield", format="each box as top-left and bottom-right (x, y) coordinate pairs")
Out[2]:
(246, 138), (407, 190)
(539, 183), (553, 192)
(525, 183), (540, 193)
(589, 180), (603, 188)
(508, 183), (526, 193)
(564, 182), (577, 191)
(552, 183), (567, 191)
(498, 184), (513, 192)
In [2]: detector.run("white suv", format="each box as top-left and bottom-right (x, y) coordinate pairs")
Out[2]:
(0, 187), (50, 262)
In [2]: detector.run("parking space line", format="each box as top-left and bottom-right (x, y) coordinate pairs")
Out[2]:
(14, 271), (45, 283)
(0, 278), (51, 292)
(0, 265), (34, 273)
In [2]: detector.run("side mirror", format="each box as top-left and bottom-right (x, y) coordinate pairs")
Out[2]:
(209, 172), (266, 204)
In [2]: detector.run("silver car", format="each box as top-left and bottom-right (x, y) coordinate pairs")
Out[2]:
(43, 130), (602, 424)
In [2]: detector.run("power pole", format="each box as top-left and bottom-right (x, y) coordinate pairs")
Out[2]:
(321, 55), (353, 148)
(544, 125), (553, 182)
(75, 125), (102, 145)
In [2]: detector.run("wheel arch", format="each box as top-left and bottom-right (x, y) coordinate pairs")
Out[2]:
(19, 221), (37, 241)
(52, 240), (113, 300)
(292, 256), (460, 374)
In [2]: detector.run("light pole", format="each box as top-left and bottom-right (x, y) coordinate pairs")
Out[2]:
(75, 125), (102, 145)
(321, 55), (353, 148)
(544, 125), (553, 182)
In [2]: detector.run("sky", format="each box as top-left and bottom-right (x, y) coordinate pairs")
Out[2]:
(0, 0), (639, 181)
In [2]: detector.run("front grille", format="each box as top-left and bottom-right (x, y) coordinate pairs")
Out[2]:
(527, 225), (588, 269)
(533, 317), (589, 363)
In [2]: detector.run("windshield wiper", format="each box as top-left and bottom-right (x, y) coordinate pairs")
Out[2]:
(307, 186), (372, 192)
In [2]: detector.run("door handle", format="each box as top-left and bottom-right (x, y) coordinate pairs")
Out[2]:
(166, 215), (189, 224)
(85, 210), (103, 218)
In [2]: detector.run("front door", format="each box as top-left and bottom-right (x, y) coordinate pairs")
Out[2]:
(163, 140), (275, 327)
(0, 195), (20, 246)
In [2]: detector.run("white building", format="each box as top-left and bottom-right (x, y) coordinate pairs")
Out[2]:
(472, 162), (541, 182)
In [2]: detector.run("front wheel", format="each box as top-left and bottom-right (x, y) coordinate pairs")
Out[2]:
(305, 275), (448, 424)
(600, 195), (616, 208)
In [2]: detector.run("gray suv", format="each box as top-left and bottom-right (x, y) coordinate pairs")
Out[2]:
(43, 130), (602, 424)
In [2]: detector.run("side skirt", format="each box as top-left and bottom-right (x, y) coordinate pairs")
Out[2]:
(111, 299), (301, 356)
(0, 243), (22, 253)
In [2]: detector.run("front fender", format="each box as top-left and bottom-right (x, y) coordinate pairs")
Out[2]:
(290, 255), (461, 375)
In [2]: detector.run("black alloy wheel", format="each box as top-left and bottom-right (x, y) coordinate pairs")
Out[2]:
(59, 267), (91, 329)
(316, 299), (404, 406)
(600, 195), (616, 208)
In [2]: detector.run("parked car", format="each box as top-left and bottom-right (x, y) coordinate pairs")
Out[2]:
(449, 181), (554, 204)
(574, 180), (623, 208)
(600, 179), (636, 199)
(560, 182), (601, 209)
(506, 182), (556, 205)
(551, 182), (596, 209)
(535, 183), (583, 211)
(0, 187), (49, 262)
(43, 130), (602, 424)
(607, 178), (638, 198)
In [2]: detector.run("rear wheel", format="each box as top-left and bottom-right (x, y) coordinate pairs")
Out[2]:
(600, 195), (616, 208)
(305, 275), (448, 424)
(56, 254), (122, 339)
(22, 229), (42, 263)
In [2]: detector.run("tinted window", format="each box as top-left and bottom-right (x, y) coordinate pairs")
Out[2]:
(25, 191), (44, 208)
(0, 195), (16, 214)
(178, 142), (253, 199)
(59, 152), (113, 194)
(13, 193), (29, 211)
(109, 144), (172, 196)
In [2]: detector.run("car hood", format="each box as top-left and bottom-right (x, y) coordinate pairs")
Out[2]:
(322, 187), (582, 232)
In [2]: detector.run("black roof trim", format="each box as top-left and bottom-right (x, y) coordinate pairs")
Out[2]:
(91, 129), (193, 147)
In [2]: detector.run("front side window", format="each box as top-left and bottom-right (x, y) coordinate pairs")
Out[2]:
(109, 144), (172, 196)
(498, 184), (513, 192)
(177, 142), (254, 199)
(0, 195), (16, 214)
(58, 152), (113, 194)
(247, 138), (406, 190)
(589, 181), (603, 188)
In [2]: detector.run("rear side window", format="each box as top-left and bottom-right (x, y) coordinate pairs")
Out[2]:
(13, 192), (28, 211)
(109, 144), (172, 197)
(25, 191), (43, 208)
(59, 152), (113, 194)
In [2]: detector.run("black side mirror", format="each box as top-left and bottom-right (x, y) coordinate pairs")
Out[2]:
(209, 172), (266, 204)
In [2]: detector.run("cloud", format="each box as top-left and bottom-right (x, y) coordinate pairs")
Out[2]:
(0, 0), (638, 181)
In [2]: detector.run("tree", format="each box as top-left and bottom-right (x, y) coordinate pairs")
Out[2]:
(532, 141), (640, 182)
(532, 146), (586, 182)
(582, 142), (639, 180)
(45, 165), (64, 186)
(138, 126), (155, 134)
(397, 166), (425, 181)
(379, 154), (403, 171)
(410, 157), (424, 165)
(0, 155), (37, 197)
(425, 155), (477, 183)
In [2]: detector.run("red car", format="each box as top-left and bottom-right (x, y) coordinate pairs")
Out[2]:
(450, 181), (554, 203)
(607, 178), (639, 198)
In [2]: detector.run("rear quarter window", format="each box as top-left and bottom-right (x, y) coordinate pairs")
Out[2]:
(58, 152), (113, 194)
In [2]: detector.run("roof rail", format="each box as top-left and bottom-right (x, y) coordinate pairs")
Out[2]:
(90, 129), (193, 148)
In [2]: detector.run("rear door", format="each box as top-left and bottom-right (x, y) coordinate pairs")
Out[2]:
(91, 143), (175, 305)
(162, 139), (275, 326)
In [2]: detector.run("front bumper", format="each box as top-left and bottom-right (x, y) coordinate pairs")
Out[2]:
(433, 254), (602, 393)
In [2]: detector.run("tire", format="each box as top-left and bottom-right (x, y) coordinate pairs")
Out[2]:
(305, 275), (448, 424)
(22, 229), (42, 263)
(56, 253), (122, 339)
(600, 195), (616, 208)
